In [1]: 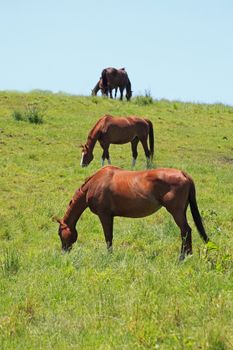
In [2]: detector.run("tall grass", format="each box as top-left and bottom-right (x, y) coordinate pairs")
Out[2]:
(133, 90), (154, 105)
(12, 104), (44, 124)
(1, 248), (20, 276)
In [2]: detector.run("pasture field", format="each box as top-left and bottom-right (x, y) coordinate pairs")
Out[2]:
(0, 91), (233, 349)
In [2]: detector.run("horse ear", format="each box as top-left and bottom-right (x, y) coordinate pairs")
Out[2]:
(52, 215), (62, 224)
(80, 144), (89, 150)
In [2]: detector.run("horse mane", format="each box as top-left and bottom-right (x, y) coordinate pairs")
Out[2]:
(86, 116), (105, 142)
(92, 81), (100, 95)
(64, 174), (94, 217)
(80, 174), (94, 192)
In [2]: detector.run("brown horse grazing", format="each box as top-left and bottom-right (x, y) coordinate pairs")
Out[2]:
(101, 67), (132, 100)
(80, 115), (154, 168)
(91, 78), (118, 98)
(56, 166), (209, 260)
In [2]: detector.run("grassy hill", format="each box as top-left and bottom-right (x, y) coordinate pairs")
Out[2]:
(0, 91), (232, 349)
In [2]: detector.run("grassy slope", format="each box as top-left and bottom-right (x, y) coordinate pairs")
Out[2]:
(0, 91), (232, 349)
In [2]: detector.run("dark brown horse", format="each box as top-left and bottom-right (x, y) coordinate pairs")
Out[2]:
(101, 67), (132, 100)
(91, 78), (118, 98)
(80, 115), (154, 168)
(56, 166), (209, 260)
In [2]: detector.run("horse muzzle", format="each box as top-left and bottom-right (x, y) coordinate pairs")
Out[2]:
(62, 245), (72, 253)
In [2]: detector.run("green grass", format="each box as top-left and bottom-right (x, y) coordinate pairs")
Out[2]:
(0, 91), (232, 349)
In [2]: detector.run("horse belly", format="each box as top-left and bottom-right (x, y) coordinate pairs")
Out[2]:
(111, 137), (132, 145)
(105, 126), (135, 144)
(112, 197), (161, 218)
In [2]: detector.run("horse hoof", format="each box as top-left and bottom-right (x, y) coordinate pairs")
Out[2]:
(107, 246), (113, 253)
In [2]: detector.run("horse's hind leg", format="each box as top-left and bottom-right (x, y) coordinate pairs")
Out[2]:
(173, 211), (192, 260)
(179, 221), (192, 260)
(166, 202), (192, 260)
(98, 213), (114, 251)
(131, 138), (139, 168)
(140, 138), (151, 168)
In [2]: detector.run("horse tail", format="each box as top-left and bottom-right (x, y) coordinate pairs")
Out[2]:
(187, 174), (209, 243)
(101, 69), (108, 90)
(145, 119), (154, 160)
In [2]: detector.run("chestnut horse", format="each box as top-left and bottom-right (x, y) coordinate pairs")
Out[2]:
(101, 67), (132, 100)
(91, 78), (118, 98)
(80, 115), (154, 168)
(56, 166), (209, 260)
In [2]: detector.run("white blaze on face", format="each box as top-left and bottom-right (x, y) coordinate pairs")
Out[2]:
(80, 152), (84, 166)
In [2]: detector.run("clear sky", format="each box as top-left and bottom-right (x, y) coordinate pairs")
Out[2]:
(1, 0), (233, 105)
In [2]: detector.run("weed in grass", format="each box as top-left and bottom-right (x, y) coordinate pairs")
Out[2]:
(12, 110), (24, 121)
(133, 89), (154, 106)
(26, 105), (44, 124)
(207, 330), (231, 350)
(0, 228), (12, 241)
(1, 248), (20, 276)
(201, 241), (233, 273)
(134, 94), (154, 106)
(11, 104), (44, 124)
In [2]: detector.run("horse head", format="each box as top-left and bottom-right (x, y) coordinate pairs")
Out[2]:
(126, 78), (132, 101)
(126, 90), (132, 101)
(80, 144), (94, 167)
(56, 218), (78, 252)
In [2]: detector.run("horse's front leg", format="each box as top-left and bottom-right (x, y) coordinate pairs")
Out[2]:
(98, 213), (114, 251)
(100, 144), (111, 166)
(119, 87), (124, 100)
(103, 88), (108, 97)
(114, 88), (118, 99)
(109, 88), (113, 99)
(101, 149), (105, 167)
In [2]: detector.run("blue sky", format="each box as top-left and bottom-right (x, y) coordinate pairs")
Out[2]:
(1, 0), (233, 105)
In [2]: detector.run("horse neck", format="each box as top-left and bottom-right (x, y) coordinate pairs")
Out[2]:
(126, 78), (131, 93)
(63, 188), (88, 228)
(92, 82), (100, 95)
(86, 122), (101, 151)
